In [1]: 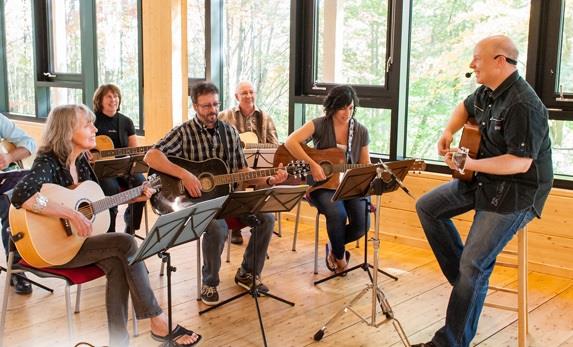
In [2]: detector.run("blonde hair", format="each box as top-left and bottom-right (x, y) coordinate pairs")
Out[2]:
(92, 84), (122, 113)
(39, 104), (95, 166)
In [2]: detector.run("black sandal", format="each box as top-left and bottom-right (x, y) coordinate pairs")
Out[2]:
(151, 324), (202, 346)
(325, 243), (336, 272)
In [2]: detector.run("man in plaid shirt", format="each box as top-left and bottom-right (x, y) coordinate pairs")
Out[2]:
(145, 82), (287, 305)
(219, 81), (280, 244)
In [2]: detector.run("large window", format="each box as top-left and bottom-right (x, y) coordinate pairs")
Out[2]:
(187, 0), (206, 80)
(221, 0), (291, 141)
(96, 0), (141, 127)
(407, 0), (531, 162)
(0, 0), (143, 130)
(315, 0), (388, 87)
(3, 0), (34, 115)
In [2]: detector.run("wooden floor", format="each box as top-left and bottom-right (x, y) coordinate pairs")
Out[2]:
(1, 208), (573, 347)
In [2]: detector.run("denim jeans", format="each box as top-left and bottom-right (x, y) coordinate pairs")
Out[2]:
(99, 173), (146, 234)
(201, 212), (274, 287)
(415, 180), (535, 347)
(309, 189), (370, 260)
(62, 233), (162, 347)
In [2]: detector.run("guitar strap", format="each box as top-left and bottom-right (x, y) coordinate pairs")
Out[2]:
(346, 118), (355, 163)
(217, 121), (230, 164)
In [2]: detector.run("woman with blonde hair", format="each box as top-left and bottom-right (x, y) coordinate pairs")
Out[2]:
(11, 104), (201, 347)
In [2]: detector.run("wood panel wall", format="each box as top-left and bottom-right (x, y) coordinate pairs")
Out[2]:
(288, 172), (573, 279)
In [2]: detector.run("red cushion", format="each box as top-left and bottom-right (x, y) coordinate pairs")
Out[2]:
(18, 260), (105, 285)
(225, 217), (245, 230)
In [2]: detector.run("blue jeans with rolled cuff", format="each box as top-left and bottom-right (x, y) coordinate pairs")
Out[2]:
(415, 179), (535, 347)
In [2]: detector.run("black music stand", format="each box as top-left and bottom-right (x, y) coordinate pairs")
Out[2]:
(199, 185), (307, 347)
(93, 155), (148, 238)
(129, 196), (226, 344)
(313, 160), (415, 346)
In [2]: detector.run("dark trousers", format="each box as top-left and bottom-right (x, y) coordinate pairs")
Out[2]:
(0, 194), (20, 262)
(99, 174), (146, 234)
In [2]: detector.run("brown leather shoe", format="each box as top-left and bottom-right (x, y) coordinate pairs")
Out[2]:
(231, 229), (243, 245)
(411, 342), (435, 347)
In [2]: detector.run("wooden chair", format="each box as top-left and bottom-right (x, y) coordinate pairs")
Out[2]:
(485, 226), (528, 347)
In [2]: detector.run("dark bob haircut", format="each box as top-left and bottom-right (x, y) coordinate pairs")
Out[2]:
(322, 85), (359, 118)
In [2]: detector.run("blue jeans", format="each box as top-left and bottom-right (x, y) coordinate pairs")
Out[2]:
(99, 173), (146, 234)
(309, 189), (370, 260)
(415, 180), (535, 347)
(202, 213), (274, 287)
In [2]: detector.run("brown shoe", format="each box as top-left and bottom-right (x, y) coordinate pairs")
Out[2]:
(231, 229), (243, 245)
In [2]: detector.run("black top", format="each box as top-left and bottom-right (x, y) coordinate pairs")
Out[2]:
(94, 111), (135, 148)
(11, 152), (96, 208)
(463, 71), (553, 216)
(311, 116), (369, 164)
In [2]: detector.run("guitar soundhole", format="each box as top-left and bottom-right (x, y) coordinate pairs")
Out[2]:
(77, 201), (94, 220)
(198, 174), (215, 192)
(320, 162), (334, 176)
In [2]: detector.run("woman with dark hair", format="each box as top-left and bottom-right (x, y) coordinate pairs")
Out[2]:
(10, 104), (201, 347)
(285, 85), (371, 273)
(92, 84), (146, 234)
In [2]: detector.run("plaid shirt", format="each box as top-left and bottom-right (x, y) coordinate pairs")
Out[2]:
(218, 106), (279, 145)
(153, 116), (247, 173)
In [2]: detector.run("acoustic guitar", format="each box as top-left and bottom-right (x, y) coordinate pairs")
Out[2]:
(239, 131), (280, 149)
(0, 139), (24, 169)
(91, 135), (152, 161)
(273, 144), (426, 193)
(148, 156), (308, 215)
(9, 174), (161, 268)
(451, 121), (481, 181)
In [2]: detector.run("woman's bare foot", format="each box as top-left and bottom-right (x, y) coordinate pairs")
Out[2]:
(150, 313), (200, 344)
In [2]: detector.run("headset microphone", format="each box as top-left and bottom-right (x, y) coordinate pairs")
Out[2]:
(465, 72), (473, 78)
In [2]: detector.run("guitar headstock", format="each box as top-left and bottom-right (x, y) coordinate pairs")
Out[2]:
(410, 159), (426, 173)
(147, 173), (162, 190)
(285, 160), (310, 179)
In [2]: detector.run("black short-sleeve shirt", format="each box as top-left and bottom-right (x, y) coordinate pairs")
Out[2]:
(94, 112), (135, 148)
(462, 71), (553, 216)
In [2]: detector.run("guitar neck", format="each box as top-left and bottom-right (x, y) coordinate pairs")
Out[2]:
(244, 143), (279, 149)
(332, 163), (372, 172)
(214, 168), (279, 186)
(91, 185), (144, 214)
(98, 145), (152, 159)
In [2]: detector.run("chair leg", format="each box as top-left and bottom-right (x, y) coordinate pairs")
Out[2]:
(518, 227), (528, 347)
(292, 200), (302, 251)
(65, 285), (74, 339)
(74, 284), (82, 313)
(313, 211), (320, 275)
(0, 252), (15, 347)
(144, 202), (149, 235)
(196, 238), (202, 300)
(276, 212), (282, 237)
(226, 228), (231, 263)
(131, 297), (138, 337)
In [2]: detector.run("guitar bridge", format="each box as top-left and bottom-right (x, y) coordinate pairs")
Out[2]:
(60, 218), (73, 237)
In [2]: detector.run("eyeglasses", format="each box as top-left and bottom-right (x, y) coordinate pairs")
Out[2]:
(494, 55), (518, 65)
(196, 102), (220, 110)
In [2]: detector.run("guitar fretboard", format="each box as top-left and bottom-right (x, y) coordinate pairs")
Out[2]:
(332, 163), (373, 172)
(97, 145), (152, 159)
(244, 143), (279, 149)
(214, 168), (280, 186)
(91, 186), (145, 214)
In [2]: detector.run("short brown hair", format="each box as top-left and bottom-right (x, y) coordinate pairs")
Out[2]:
(92, 84), (122, 113)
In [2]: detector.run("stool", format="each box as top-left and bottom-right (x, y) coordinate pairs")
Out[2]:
(484, 226), (528, 347)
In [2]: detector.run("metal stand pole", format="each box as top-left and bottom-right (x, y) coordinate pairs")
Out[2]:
(313, 173), (410, 346)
